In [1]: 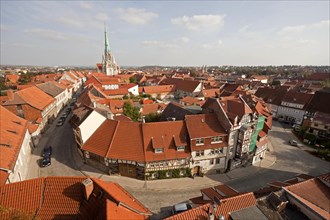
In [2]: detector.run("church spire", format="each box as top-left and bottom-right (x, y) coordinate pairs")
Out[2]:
(104, 23), (110, 53)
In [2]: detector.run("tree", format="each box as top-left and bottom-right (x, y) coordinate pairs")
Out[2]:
(129, 76), (137, 84)
(145, 112), (161, 122)
(123, 101), (141, 122)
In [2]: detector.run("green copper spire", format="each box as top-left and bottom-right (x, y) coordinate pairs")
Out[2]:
(104, 23), (110, 52)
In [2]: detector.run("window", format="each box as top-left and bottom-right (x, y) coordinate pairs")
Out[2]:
(215, 158), (220, 164)
(196, 138), (205, 146)
(210, 159), (214, 165)
(211, 136), (223, 144)
(177, 146), (185, 151)
(196, 150), (204, 157)
(215, 148), (224, 154)
(155, 148), (163, 154)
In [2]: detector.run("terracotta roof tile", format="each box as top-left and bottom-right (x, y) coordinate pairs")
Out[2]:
(214, 184), (239, 198)
(0, 178), (44, 219)
(185, 114), (227, 139)
(165, 192), (257, 220)
(0, 170), (9, 186)
(37, 177), (85, 219)
(0, 106), (28, 170)
(142, 121), (190, 162)
(16, 86), (55, 110)
(92, 178), (151, 215)
(105, 200), (147, 220)
(107, 121), (145, 162)
(219, 96), (253, 119)
(5, 74), (19, 84)
(284, 178), (330, 219)
(142, 85), (176, 94)
(141, 103), (167, 115)
(82, 120), (119, 157)
(160, 78), (201, 93)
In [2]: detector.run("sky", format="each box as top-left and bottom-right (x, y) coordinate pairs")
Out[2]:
(1, 1), (329, 67)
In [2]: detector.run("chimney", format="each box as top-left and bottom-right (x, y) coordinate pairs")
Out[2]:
(142, 116), (146, 123)
(7, 90), (14, 101)
(207, 206), (215, 220)
(107, 112), (113, 120)
(82, 178), (93, 200)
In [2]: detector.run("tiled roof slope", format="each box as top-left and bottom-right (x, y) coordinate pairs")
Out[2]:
(165, 192), (257, 220)
(37, 176), (85, 219)
(82, 120), (118, 157)
(92, 178), (151, 215)
(0, 178), (44, 219)
(36, 81), (65, 97)
(0, 170), (9, 186)
(107, 121), (145, 162)
(0, 177), (151, 220)
(160, 78), (201, 93)
(282, 91), (313, 108)
(82, 119), (145, 162)
(283, 178), (330, 220)
(0, 106), (28, 171)
(185, 114), (226, 139)
(142, 85), (176, 94)
(306, 90), (330, 114)
(255, 87), (288, 106)
(219, 96), (253, 119)
(142, 121), (190, 162)
(16, 86), (55, 110)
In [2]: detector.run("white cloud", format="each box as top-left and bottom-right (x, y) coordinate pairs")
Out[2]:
(116, 8), (158, 25)
(24, 29), (67, 40)
(79, 1), (93, 9)
(142, 37), (190, 48)
(279, 20), (330, 35)
(202, 40), (223, 49)
(171, 14), (225, 31)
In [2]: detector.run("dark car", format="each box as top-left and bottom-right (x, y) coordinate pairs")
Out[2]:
(57, 118), (65, 126)
(66, 108), (71, 113)
(41, 156), (51, 167)
(43, 146), (52, 156)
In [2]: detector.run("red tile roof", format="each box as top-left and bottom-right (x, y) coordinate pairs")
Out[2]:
(219, 96), (253, 119)
(5, 74), (19, 84)
(165, 192), (257, 220)
(16, 86), (55, 110)
(185, 114), (227, 139)
(142, 121), (190, 162)
(202, 89), (219, 98)
(284, 178), (330, 220)
(82, 120), (145, 162)
(282, 91), (313, 108)
(0, 177), (151, 219)
(142, 85), (176, 94)
(0, 106), (29, 171)
(180, 96), (203, 106)
(0, 178), (44, 219)
(160, 78), (201, 93)
(0, 170), (9, 186)
(141, 103), (167, 115)
(92, 178), (151, 215)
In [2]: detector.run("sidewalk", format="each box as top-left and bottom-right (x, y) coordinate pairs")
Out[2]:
(72, 142), (277, 191)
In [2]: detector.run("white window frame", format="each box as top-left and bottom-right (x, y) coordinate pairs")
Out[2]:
(211, 136), (223, 144)
(155, 148), (164, 154)
(196, 138), (205, 146)
(177, 146), (185, 151)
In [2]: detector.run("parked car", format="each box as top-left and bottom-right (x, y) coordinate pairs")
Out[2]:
(43, 146), (52, 156)
(41, 156), (51, 167)
(289, 140), (298, 146)
(66, 108), (71, 113)
(57, 118), (65, 126)
(172, 203), (192, 214)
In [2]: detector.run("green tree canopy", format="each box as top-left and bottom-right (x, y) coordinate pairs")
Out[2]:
(123, 101), (141, 122)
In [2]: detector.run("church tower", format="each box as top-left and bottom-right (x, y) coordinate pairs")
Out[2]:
(102, 25), (120, 76)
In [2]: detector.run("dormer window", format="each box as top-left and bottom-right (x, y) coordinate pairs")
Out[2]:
(196, 138), (204, 146)
(154, 148), (163, 154)
(177, 146), (185, 151)
(211, 136), (223, 144)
